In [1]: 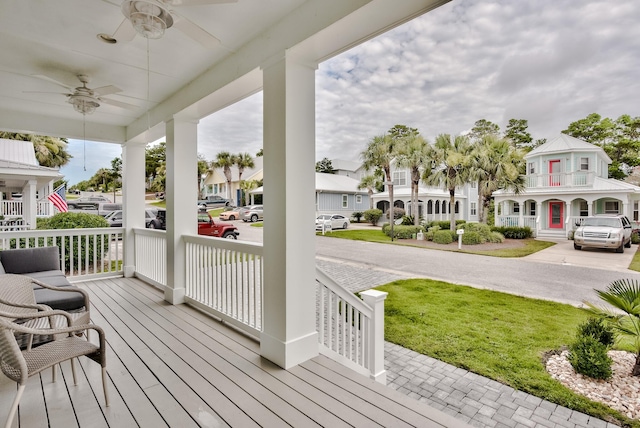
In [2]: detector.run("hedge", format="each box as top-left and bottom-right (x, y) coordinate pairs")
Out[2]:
(490, 226), (533, 239)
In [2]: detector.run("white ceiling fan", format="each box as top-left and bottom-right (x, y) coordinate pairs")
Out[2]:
(27, 74), (137, 115)
(105, 0), (238, 48)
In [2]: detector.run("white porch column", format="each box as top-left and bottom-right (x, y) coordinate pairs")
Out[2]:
(165, 117), (199, 304)
(122, 142), (147, 277)
(261, 52), (319, 369)
(22, 179), (37, 229)
(587, 201), (593, 216)
(623, 201), (630, 218)
(518, 202), (524, 227)
(536, 201), (542, 234)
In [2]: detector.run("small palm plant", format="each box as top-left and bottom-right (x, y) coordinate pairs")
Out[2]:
(584, 278), (640, 376)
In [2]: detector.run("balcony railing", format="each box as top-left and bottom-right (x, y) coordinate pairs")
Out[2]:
(0, 227), (124, 279)
(1, 200), (53, 218)
(525, 171), (595, 188)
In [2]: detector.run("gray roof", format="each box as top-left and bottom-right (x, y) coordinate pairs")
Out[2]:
(526, 134), (611, 162)
(0, 139), (39, 165)
(251, 172), (367, 194)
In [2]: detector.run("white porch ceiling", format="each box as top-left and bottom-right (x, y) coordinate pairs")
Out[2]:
(0, 0), (449, 145)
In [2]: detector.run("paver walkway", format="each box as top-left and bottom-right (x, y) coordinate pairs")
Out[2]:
(316, 258), (620, 428)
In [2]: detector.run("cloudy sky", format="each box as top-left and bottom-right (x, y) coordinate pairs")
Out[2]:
(61, 0), (640, 185)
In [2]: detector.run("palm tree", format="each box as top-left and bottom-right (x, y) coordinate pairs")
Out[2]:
(422, 134), (473, 231)
(235, 152), (255, 205)
(395, 133), (432, 226)
(358, 174), (382, 210)
(211, 151), (237, 200)
(361, 134), (397, 226)
(197, 154), (209, 199)
(0, 132), (72, 168)
(471, 135), (525, 223)
(585, 278), (640, 376)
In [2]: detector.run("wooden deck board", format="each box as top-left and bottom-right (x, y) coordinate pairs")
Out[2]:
(0, 276), (469, 428)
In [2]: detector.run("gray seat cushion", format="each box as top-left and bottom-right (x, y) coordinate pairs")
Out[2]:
(25, 270), (71, 288)
(33, 288), (86, 312)
(0, 247), (60, 274)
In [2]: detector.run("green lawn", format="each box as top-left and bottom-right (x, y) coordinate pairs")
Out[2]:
(378, 279), (638, 427)
(318, 228), (554, 257)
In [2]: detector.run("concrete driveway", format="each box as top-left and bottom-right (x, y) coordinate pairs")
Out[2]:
(524, 238), (637, 272)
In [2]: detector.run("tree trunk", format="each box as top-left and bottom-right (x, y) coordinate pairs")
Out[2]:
(449, 189), (456, 231)
(633, 354), (640, 376)
(413, 180), (419, 226)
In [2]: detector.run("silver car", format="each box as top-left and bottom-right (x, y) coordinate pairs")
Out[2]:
(240, 205), (263, 222)
(573, 214), (632, 253)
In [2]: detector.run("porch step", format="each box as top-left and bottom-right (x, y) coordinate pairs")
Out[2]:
(535, 229), (567, 239)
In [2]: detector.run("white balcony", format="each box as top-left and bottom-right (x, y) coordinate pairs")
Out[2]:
(524, 171), (595, 188)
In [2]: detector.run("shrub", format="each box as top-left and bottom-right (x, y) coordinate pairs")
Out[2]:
(382, 223), (423, 239)
(364, 209), (383, 225)
(491, 226), (533, 239)
(401, 215), (414, 225)
(425, 225), (440, 241)
(39, 212), (110, 272)
(461, 231), (483, 245)
(352, 211), (364, 223)
(577, 317), (615, 347)
(632, 230), (640, 245)
(432, 230), (453, 244)
(568, 335), (612, 380)
(428, 220), (466, 230)
(386, 207), (405, 220)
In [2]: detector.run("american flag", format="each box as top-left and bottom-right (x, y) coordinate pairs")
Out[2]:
(48, 185), (68, 213)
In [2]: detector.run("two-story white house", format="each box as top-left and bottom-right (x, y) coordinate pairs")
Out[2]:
(370, 162), (480, 223)
(494, 134), (640, 238)
(201, 156), (264, 206)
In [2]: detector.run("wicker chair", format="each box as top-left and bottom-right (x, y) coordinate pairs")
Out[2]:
(0, 314), (109, 428)
(0, 274), (90, 347)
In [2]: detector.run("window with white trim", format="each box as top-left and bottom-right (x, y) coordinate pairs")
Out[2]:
(342, 194), (348, 208)
(356, 195), (362, 204)
(634, 201), (638, 221)
(528, 162), (535, 174)
(530, 201), (536, 216)
(392, 171), (406, 186)
(470, 202), (477, 216)
(579, 201), (588, 217)
(580, 157), (589, 171)
(604, 201), (619, 214)
(513, 202), (520, 213)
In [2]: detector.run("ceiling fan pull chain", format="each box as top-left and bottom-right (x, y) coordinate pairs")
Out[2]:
(83, 114), (87, 171)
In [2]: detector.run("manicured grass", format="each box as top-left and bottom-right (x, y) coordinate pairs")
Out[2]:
(378, 279), (638, 426)
(318, 229), (554, 257)
(629, 244), (640, 272)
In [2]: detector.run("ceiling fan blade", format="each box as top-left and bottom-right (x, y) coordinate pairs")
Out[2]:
(99, 97), (138, 111)
(172, 14), (220, 49)
(93, 85), (122, 97)
(31, 74), (75, 92)
(169, 0), (237, 5)
(113, 18), (137, 41)
(23, 91), (70, 96)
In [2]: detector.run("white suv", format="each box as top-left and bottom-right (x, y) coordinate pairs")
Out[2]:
(573, 214), (633, 253)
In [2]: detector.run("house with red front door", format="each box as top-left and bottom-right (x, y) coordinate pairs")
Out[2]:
(493, 134), (640, 238)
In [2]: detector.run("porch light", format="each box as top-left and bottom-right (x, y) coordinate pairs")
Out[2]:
(122, 0), (173, 39)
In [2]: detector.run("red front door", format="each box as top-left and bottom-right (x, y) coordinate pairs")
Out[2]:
(549, 202), (564, 229)
(549, 160), (561, 186)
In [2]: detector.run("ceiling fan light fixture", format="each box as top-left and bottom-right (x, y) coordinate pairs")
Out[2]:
(70, 96), (100, 115)
(122, 0), (173, 39)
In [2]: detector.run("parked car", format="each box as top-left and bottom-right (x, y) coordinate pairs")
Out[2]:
(573, 214), (633, 253)
(240, 205), (263, 222)
(148, 210), (239, 239)
(67, 195), (111, 210)
(315, 214), (350, 231)
(219, 207), (240, 221)
(98, 203), (123, 217)
(105, 209), (158, 228)
(197, 195), (232, 209)
(198, 211), (239, 239)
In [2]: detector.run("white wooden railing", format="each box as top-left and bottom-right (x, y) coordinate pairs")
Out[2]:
(0, 201), (52, 217)
(133, 228), (167, 288)
(316, 267), (388, 384)
(0, 227), (124, 280)
(496, 215), (536, 230)
(525, 171), (595, 188)
(184, 234), (264, 337)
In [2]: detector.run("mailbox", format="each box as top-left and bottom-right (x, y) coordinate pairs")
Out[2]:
(456, 229), (465, 235)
